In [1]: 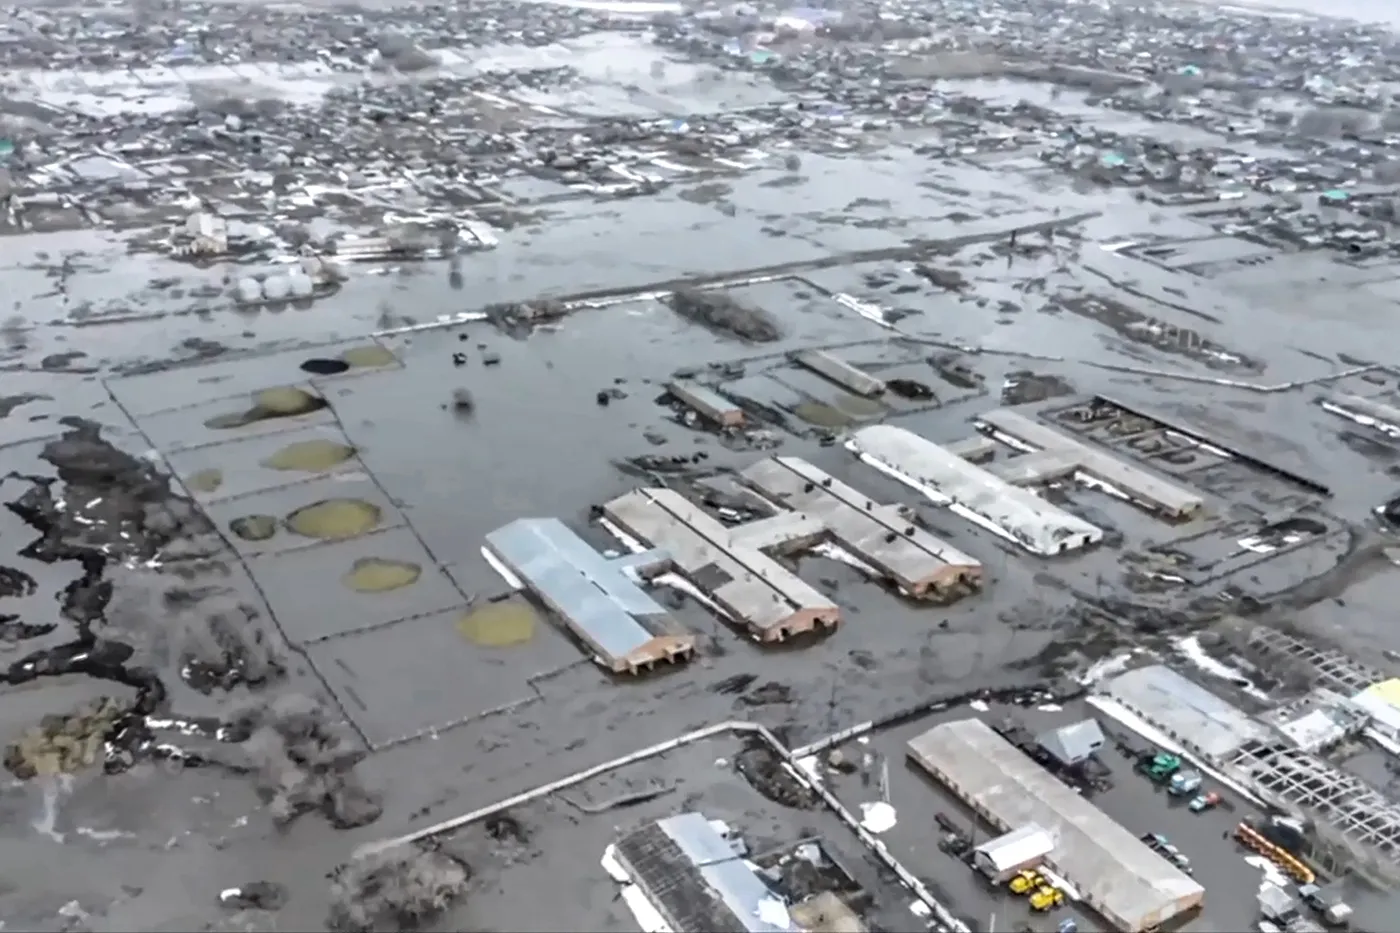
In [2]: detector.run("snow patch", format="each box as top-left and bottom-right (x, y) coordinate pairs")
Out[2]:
(860, 801), (898, 833)
(603, 844), (674, 933)
(1080, 652), (1133, 685)
(1174, 635), (1270, 701)
(756, 896), (792, 928)
(1246, 854), (1289, 891)
(1039, 866), (1081, 900)
(795, 754), (824, 786)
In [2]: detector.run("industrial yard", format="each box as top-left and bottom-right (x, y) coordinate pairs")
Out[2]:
(8, 0), (1400, 929)
(808, 681), (1399, 933)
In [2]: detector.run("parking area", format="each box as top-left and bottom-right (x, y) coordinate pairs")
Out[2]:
(813, 698), (1289, 932)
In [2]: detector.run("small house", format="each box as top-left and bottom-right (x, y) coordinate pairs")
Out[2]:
(1037, 719), (1105, 767)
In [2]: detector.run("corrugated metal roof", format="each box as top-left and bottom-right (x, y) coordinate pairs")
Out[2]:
(485, 517), (679, 666)
(976, 408), (1204, 517)
(1103, 664), (1271, 759)
(847, 425), (1104, 556)
(974, 823), (1055, 872)
(660, 814), (796, 932)
(616, 812), (798, 933)
(908, 718), (1203, 932)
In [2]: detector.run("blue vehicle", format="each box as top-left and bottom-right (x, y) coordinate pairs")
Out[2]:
(1168, 770), (1202, 797)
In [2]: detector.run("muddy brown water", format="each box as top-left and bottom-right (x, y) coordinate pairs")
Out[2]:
(793, 400), (852, 427)
(793, 393), (886, 427)
(186, 467), (223, 493)
(204, 387), (327, 430)
(456, 602), (537, 647)
(230, 514), (278, 541)
(262, 439), (356, 472)
(340, 344), (396, 368)
(342, 557), (421, 593)
(834, 394), (886, 417)
(285, 498), (382, 540)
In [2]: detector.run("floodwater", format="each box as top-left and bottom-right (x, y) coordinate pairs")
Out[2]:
(230, 514), (278, 541)
(285, 498), (384, 540)
(455, 601), (538, 647)
(262, 438), (357, 472)
(204, 387), (328, 430)
(5, 15), (1400, 933)
(342, 557), (422, 593)
(185, 467), (224, 493)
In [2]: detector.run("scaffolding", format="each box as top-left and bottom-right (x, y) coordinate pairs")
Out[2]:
(1221, 738), (1400, 881)
(1244, 626), (1386, 695)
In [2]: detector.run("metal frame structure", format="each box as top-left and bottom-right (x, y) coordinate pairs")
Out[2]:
(614, 812), (799, 933)
(1244, 626), (1386, 695)
(1222, 738), (1400, 862)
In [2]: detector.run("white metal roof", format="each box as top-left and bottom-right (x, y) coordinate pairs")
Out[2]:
(847, 425), (1103, 556)
(974, 823), (1055, 872)
(1103, 664), (1272, 759)
(909, 718), (1203, 932)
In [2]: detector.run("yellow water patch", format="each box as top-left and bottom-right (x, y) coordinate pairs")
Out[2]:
(833, 393), (885, 418)
(793, 400), (852, 428)
(256, 386), (321, 415)
(456, 602), (537, 647)
(230, 514), (278, 541)
(204, 386), (325, 429)
(343, 558), (421, 593)
(286, 498), (382, 540)
(341, 344), (397, 368)
(186, 468), (223, 494)
(262, 439), (356, 472)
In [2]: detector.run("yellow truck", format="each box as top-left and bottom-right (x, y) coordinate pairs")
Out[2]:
(1030, 885), (1065, 912)
(1008, 870), (1044, 895)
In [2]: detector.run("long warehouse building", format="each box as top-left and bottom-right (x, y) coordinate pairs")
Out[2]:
(847, 425), (1103, 556)
(739, 455), (982, 598)
(484, 517), (696, 673)
(908, 718), (1204, 932)
(603, 486), (841, 640)
(976, 408), (1205, 519)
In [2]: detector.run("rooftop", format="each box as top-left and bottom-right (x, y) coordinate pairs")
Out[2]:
(846, 424), (1106, 556)
(484, 517), (696, 673)
(1101, 664), (1275, 760)
(615, 812), (799, 933)
(908, 717), (1205, 932)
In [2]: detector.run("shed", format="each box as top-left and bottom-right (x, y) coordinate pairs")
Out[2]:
(1037, 719), (1105, 766)
(972, 824), (1054, 881)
